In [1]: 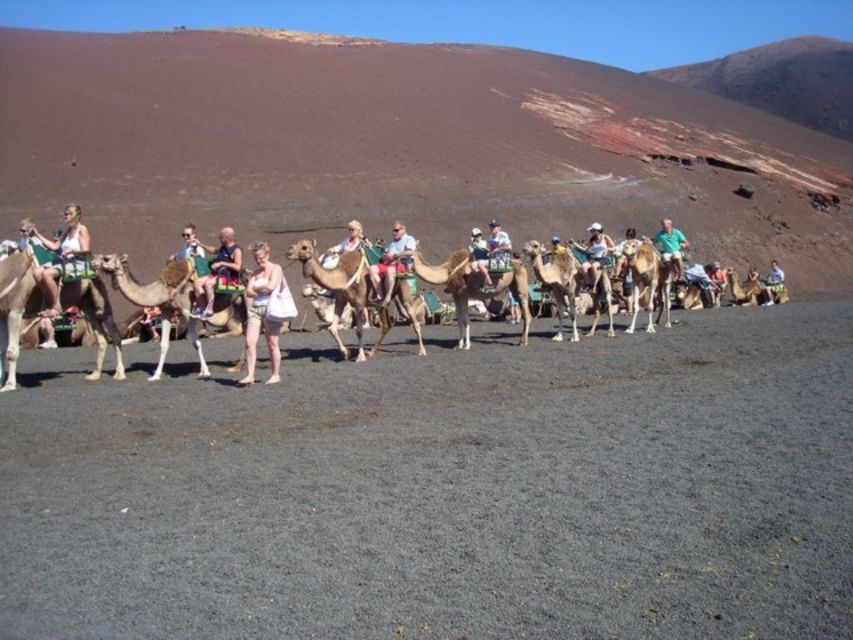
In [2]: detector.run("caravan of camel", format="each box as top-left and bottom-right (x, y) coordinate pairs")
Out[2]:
(0, 219), (788, 392)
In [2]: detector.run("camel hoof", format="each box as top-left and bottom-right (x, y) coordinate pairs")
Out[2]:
(0, 384), (15, 393)
(85, 372), (101, 381)
(646, 326), (656, 334)
(665, 323), (672, 329)
(148, 375), (161, 382)
(625, 328), (635, 334)
(607, 331), (616, 338)
(552, 334), (564, 342)
(198, 371), (211, 379)
(113, 372), (127, 381)
(417, 349), (427, 357)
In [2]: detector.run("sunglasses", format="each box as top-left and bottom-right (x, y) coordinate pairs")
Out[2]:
(392, 227), (402, 232)
(182, 233), (193, 238)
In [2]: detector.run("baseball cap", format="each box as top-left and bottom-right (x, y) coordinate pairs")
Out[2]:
(587, 222), (603, 232)
(471, 227), (482, 236)
(489, 219), (499, 227)
(551, 235), (561, 243)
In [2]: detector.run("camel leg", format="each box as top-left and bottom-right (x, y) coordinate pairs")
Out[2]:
(516, 285), (530, 347)
(625, 279), (640, 334)
(367, 308), (391, 359)
(149, 317), (172, 381)
(454, 294), (471, 350)
(646, 281), (657, 333)
(0, 311), (22, 392)
(552, 288), (565, 342)
(186, 319), (211, 378)
(604, 284), (616, 338)
(663, 281), (673, 328)
(568, 291), (580, 342)
(100, 309), (126, 381)
(328, 297), (351, 361)
(399, 295), (426, 357)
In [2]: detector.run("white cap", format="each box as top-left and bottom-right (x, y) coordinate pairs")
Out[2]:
(587, 222), (603, 232)
(471, 227), (482, 236)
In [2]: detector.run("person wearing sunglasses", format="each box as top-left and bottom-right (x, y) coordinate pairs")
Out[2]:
(368, 221), (415, 307)
(169, 223), (206, 263)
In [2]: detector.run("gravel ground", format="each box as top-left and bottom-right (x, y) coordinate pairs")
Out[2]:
(1, 298), (852, 639)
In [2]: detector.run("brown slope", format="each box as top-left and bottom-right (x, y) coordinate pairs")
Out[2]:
(0, 26), (852, 308)
(648, 36), (853, 143)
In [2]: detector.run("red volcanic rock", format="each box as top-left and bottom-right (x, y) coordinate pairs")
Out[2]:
(0, 27), (851, 305)
(648, 36), (853, 143)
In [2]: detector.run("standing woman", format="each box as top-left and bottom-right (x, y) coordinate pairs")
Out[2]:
(29, 204), (90, 316)
(239, 241), (284, 386)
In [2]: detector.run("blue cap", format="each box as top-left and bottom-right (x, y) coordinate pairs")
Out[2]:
(551, 235), (561, 243)
(489, 219), (499, 227)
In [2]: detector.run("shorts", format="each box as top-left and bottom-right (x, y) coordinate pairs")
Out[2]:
(247, 304), (283, 332)
(662, 250), (683, 262)
(623, 278), (634, 296)
(376, 261), (410, 275)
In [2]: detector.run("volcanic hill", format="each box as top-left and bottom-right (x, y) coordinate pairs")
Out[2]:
(648, 36), (853, 143)
(1, 27), (851, 299)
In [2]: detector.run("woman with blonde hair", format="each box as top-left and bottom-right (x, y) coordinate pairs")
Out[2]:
(239, 241), (284, 386)
(324, 219), (373, 327)
(28, 204), (90, 317)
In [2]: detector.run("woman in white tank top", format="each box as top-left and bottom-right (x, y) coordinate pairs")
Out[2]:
(28, 204), (91, 317)
(240, 241), (285, 386)
(571, 222), (615, 287)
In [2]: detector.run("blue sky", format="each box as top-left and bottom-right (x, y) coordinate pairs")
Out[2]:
(1, 0), (851, 72)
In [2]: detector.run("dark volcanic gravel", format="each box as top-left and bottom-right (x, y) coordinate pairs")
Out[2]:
(1, 298), (852, 639)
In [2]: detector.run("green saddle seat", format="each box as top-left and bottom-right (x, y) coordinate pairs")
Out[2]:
(30, 242), (95, 281)
(192, 255), (245, 294)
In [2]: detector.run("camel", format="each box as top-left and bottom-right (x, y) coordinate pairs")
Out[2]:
(725, 268), (770, 306)
(620, 239), (663, 333)
(413, 248), (531, 350)
(1, 250), (126, 391)
(302, 282), (355, 328)
(523, 240), (584, 342)
(92, 253), (245, 381)
(0, 252), (39, 391)
(286, 239), (426, 361)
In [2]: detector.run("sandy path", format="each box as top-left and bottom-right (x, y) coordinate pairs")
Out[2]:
(1, 298), (851, 639)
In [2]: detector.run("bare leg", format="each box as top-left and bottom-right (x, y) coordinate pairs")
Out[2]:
(265, 329), (281, 384)
(239, 323), (260, 384)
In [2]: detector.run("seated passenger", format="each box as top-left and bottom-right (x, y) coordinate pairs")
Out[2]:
(644, 218), (689, 282)
(368, 220), (415, 307)
(768, 260), (785, 285)
(549, 236), (568, 259)
(191, 227), (243, 319)
(169, 223), (205, 263)
(705, 261), (727, 307)
(324, 219), (373, 327)
(467, 227), (494, 292)
(28, 204), (91, 317)
(486, 219), (512, 269)
(571, 222), (615, 287)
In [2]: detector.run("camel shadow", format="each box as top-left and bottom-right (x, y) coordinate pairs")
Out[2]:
(11, 371), (65, 389)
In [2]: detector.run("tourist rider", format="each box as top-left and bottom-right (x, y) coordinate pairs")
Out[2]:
(467, 226), (495, 293)
(645, 218), (689, 282)
(191, 227), (243, 319)
(28, 203), (91, 317)
(324, 219), (373, 327)
(571, 222), (615, 288)
(368, 220), (415, 308)
(169, 223), (205, 263)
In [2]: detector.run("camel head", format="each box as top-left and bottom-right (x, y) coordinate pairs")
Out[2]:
(523, 240), (543, 258)
(620, 239), (642, 260)
(91, 253), (128, 275)
(747, 268), (761, 283)
(286, 239), (318, 263)
(302, 282), (321, 298)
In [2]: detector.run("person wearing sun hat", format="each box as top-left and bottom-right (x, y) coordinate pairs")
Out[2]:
(468, 226), (494, 292)
(570, 222), (615, 287)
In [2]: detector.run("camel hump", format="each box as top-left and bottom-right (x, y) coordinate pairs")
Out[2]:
(551, 253), (573, 272)
(159, 260), (191, 288)
(337, 251), (364, 277)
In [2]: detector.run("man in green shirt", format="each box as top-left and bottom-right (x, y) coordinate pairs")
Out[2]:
(645, 218), (690, 281)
